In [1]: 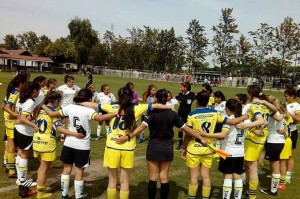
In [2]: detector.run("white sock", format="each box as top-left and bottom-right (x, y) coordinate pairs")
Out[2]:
(74, 180), (84, 199)
(271, 173), (280, 193)
(96, 124), (101, 137)
(19, 158), (28, 183)
(61, 175), (70, 197)
(16, 156), (20, 180)
(105, 125), (110, 135)
(286, 171), (292, 181)
(140, 132), (144, 140)
(223, 179), (232, 199)
(241, 173), (247, 185)
(234, 179), (243, 199)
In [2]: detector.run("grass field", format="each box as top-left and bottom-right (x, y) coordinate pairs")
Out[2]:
(0, 71), (299, 199)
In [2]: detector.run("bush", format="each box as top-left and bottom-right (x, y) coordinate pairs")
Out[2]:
(51, 66), (65, 74)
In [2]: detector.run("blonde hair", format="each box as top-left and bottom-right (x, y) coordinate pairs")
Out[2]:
(266, 95), (283, 114)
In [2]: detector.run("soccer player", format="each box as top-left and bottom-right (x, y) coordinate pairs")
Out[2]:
(115, 89), (207, 199)
(284, 87), (300, 184)
(2, 74), (27, 178)
(43, 78), (57, 95)
(95, 84), (116, 140)
(14, 82), (41, 197)
(182, 91), (247, 199)
(175, 82), (195, 150)
(42, 89), (117, 199)
(33, 91), (84, 198)
(57, 75), (80, 141)
(199, 99), (247, 199)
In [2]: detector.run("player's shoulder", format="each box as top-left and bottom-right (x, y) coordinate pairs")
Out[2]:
(11, 88), (19, 95)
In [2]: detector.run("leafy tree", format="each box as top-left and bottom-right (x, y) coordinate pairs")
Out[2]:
(44, 37), (77, 64)
(87, 42), (109, 66)
(68, 18), (98, 66)
(273, 17), (300, 79)
(3, 34), (19, 50)
(211, 8), (239, 71)
(127, 27), (145, 70)
(249, 23), (274, 77)
(17, 31), (39, 52)
(186, 19), (209, 72)
(35, 35), (52, 56)
(235, 34), (252, 75)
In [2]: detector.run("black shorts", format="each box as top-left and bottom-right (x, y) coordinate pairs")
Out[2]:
(291, 130), (298, 149)
(218, 157), (244, 175)
(265, 142), (284, 161)
(14, 128), (33, 150)
(146, 138), (173, 162)
(60, 145), (90, 168)
(214, 123), (223, 133)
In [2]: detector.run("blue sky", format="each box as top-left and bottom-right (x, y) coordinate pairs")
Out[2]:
(1, 0), (300, 42)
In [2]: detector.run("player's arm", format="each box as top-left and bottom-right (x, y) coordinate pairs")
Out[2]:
(93, 111), (118, 122)
(181, 125), (207, 146)
(271, 111), (283, 122)
(41, 104), (61, 117)
(288, 111), (300, 123)
(253, 99), (278, 113)
(3, 103), (19, 119)
(236, 114), (265, 129)
(151, 103), (172, 110)
(80, 102), (98, 110)
(225, 114), (248, 125)
(200, 128), (229, 139)
(116, 123), (148, 144)
(181, 133), (191, 160)
(19, 114), (38, 132)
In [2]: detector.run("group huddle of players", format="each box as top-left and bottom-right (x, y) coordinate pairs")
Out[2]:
(2, 72), (299, 199)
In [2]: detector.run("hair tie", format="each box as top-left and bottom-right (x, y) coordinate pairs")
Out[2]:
(259, 92), (263, 96)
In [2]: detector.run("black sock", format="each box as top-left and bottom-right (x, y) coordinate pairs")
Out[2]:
(160, 182), (169, 199)
(178, 131), (183, 146)
(148, 180), (157, 199)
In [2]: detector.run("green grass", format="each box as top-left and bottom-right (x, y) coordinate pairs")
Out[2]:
(0, 71), (298, 199)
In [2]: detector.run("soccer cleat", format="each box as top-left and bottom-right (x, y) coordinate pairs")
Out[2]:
(138, 138), (144, 144)
(285, 179), (291, 184)
(260, 189), (277, 196)
(19, 179), (37, 187)
(175, 145), (183, 151)
(278, 183), (286, 190)
(37, 191), (52, 199)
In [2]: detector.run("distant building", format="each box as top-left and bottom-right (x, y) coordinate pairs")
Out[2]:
(0, 49), (53, 71)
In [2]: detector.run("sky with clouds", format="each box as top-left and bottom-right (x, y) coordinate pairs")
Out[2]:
(1, 0), (300, 42)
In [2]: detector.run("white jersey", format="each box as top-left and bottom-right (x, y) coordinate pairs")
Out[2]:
(267, 112), (285, 143)
(33, 88), (45, 109)
(92, 91), (98, 102)
(242, 103), (251, 115)
(221, 115), (249, 157)
(286, 102), (300, 131)
(59, 104), (97, 150)
(96, 92), (116, 104)
(214, 101), (226, 115)
(57, 84), (80, 107)
(15, 98), (35, 136)
(166, 98), (178, 109)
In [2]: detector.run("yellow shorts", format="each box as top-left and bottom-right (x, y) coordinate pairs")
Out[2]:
(5, 119), (16, 139)
(186, 152), (214, 168)
(280, 138), (292, 160)
(244, 139), (264, 161)
(103, 147), (134, 169)
(33, 150), (56, 162)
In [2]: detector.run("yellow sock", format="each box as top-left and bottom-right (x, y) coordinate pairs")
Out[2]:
(249, 180), (258, 199)
(120, 190), (129, 199)
(202, 186), (211, 198)
(280, 175), (286, 183)
(7, 152), (15, 175)
(188, 184), (198, 198)
(4, 150), (8, 168)
(107, 188), (117, 199)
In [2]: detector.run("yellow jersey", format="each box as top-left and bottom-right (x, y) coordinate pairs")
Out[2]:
(186, 108), (227, 155)
(99, 103), (152, 151)
(284, 116), (294, 138)
(33, 106), (61, 153)
(4, 88), (20, 121)
(208, 97), (215, 109)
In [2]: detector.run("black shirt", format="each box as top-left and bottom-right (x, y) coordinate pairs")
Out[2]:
(176, 91), (195, 116)
(144, 109), (185, 140)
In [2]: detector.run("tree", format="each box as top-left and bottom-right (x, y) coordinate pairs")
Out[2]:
(186, 19), (209, 72)
(87, 42), (109, 66)
(17, 31), (39, 52)
(3, 34), (19, 50)
(273, 17), (300, 79)
(68, 18), (98, 66)
(211, 8), (239, 71)
(235, 34), (252, 76)
(35, 35), (52, 56)
(44, 37), (77, 64)
(249, 23), (274, 77)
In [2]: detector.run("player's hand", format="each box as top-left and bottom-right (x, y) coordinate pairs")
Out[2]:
(252, 98), (264, 104)
(73, 132), (85, 139)
(200, 138), (208, 147)
(181, 149), (187, 160)
(277, 129), (285, 135)
(33, 124), (39, 132)
(116, 136), (128, 144)
(236, 122), (246, 129)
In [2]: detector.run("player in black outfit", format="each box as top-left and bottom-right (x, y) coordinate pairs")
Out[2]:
(175, 82), (195, 150)
(116, 89), (207, 199)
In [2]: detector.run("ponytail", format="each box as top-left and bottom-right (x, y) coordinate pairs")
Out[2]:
(226, 99), (242, 117)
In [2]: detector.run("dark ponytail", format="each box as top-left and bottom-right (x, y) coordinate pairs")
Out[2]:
(6, 74), (27, 100)
(116, 87), (135, 132)
(19, 82), (40, 103)
(155, 89), (168, 104)
(235, 93), (248, 105)
(226, 99), (242, 117)
(214, 91), (226, 101)
(73, 89), (93, 103)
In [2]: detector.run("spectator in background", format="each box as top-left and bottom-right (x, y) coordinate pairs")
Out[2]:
(185, 75), (192, 91)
